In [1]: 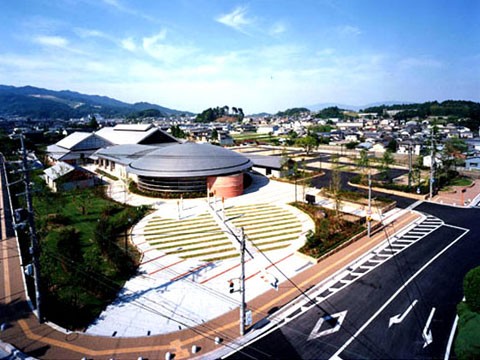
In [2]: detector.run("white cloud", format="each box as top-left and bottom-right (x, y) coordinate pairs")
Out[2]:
(100, 0), (156, 22)
(398, 57), (443, 69)
(74, 28), (109, 39)
(316, 48), (336, 57)
(142, 30), (196, 63)
(216, 6), (252, 33)
(34, 35), (69, 48)
(143, 30), (167, 48)
(121, 37), (137, 52)
(337, 25), (362, 37)
(269, 22), (287, 36)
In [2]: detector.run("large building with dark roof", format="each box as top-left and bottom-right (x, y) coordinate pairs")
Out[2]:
(127, 142), (253, 198)
(46, 124), (178, 165)
(92, 141), (253, 198)
(48, 124), (254, 198)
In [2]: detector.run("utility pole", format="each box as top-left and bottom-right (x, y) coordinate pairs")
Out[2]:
(239, 227), (246, 336)
(429, 128), (435, 200)
(19, 135), (43, 322)
(367, 172), (372, 237)
(408, 143), (413, 188)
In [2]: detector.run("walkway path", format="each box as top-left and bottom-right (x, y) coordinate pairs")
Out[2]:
(431, 180), (480, 207)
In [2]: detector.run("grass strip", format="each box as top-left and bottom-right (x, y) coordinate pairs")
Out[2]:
(247, 230), (301, 241)
(245, 224), (302, 236)
(147, 233), (228, 244)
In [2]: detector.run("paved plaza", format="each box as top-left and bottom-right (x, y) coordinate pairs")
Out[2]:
(85, 172), (399, 337)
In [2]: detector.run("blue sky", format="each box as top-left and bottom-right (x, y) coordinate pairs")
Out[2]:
(0, 0), (478, 113)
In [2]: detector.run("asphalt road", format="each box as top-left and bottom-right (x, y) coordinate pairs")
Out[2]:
(225, 203), (480, 360)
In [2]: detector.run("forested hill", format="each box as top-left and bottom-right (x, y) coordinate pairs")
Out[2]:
(362, 100), (480, 121)
(0, 85), (192, 119)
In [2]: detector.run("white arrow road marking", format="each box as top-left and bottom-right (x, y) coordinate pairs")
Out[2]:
(329, 228), (469, 360)
(423, 307), (436, 348)
(389, 299), (418, 328)
(308, 311), (348, 340)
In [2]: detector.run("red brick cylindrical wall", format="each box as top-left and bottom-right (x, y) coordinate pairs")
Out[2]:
(207, 173), (244, 198)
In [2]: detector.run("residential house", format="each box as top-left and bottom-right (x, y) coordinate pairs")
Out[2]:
(43, 161), (96, 192)
(465, 156), (480, 171)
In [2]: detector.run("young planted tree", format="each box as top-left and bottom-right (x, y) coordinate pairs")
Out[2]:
(356, 149), (370, 183)
(296, 134), (318, 155)
(329, 154), (342, 220)
(380, 150), (395, 181)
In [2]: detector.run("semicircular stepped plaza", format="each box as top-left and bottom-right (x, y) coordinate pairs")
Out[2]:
(142, 203), (303, 262)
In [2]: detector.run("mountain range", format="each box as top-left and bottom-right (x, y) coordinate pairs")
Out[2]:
(0, 85), (192, 120)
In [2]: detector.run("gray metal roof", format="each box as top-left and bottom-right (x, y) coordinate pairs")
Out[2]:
(55, 132), (92, 149)
(91, 144), (158, 165)
(44, 162), (75, 180)
(128, 142), (253, 177)
(95, 124), (178, 145)
(55, 132), (112, 150)
(245, 154), (283, 170)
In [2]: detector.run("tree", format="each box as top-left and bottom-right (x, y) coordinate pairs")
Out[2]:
(170, 125), (186, 138)
(329, 154), (342, 219)
(356, 149), (370, 183)
(443, 138), (467, 170)
(286, 130), (298, 145)
(412, 155), (424, 188)
(314, 106), (344, 119)
(211, 128), (219, 142)
(296, 135), (318, 155)
(280, 147), (292, 177)
(238, 107), (244, 120)
(386, 139), (398, 152)
(88, 116), (99, 129)
(380, 150), (395, 180)
(72, 188), (92, 216)
(345, 141), (359, 150)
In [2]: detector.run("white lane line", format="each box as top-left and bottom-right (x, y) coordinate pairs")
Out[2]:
(329, 226), (469, 359)
(444, 314), (459, 360)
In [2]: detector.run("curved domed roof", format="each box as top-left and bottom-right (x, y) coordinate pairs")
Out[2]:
(128, 142), (253, 177)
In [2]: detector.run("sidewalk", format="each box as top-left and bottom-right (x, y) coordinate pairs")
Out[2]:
(431, 180), (480, 207)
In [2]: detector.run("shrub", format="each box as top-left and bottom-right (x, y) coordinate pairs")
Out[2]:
(464, 266), (480, 313)
(455, 301), (480, 360)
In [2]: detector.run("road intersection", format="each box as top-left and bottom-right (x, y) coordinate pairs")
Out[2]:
(222, 204), (478, 360)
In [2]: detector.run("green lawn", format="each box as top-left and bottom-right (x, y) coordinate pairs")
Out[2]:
(449, 177), (474, 187)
